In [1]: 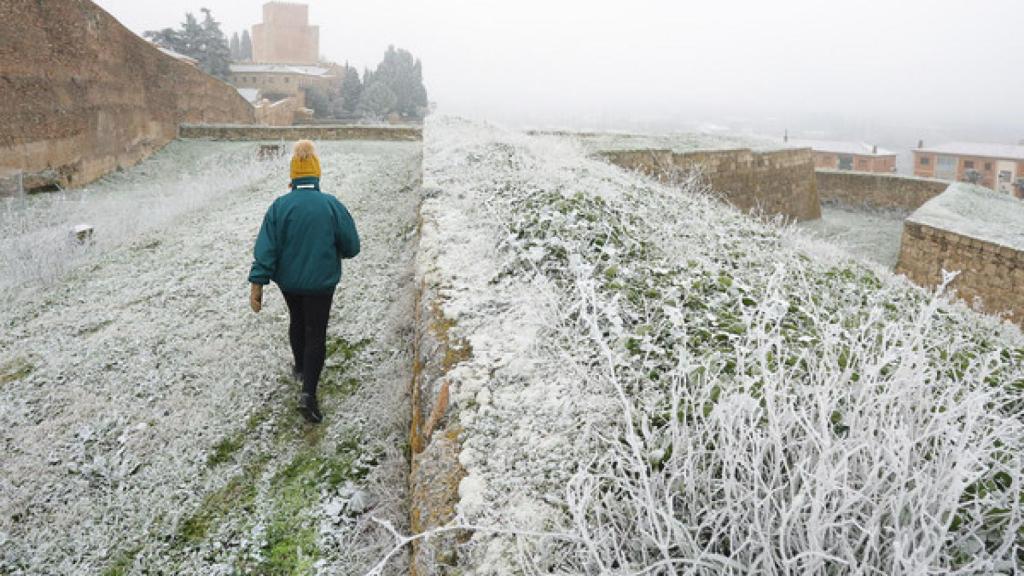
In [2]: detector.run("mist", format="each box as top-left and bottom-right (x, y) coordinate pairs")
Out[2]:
(95, 0), (1024, 143)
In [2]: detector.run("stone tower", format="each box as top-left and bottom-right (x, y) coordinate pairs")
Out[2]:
(251, 2), (319, 65)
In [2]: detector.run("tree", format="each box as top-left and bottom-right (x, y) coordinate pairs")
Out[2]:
(230, 32), (240, 61)
(357, 81), (398, 120)
(304, 85), (333, 118)
(340, 65), (363, 114)
(241, 30), (253, 62)
(359, 46), (429, 120)
(198, 8), (232, 79)
(144, 10), (231, 79)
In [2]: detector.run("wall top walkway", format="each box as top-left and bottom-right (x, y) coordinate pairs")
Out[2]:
(178, 124), (423, 142)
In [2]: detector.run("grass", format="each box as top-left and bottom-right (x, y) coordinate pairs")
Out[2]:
(0, 357), (34, 387)
(207, 407), (274, 467)
(100, 546), (142, 576)
(126, 332), (378, 572)
(177, 458), (267, 545)
(242, 432), (374, 575)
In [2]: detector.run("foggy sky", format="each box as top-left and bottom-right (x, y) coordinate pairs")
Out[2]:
(94, 0), (1024, 141)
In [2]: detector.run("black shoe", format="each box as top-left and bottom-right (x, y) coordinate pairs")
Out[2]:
(298, 393), (323, 424)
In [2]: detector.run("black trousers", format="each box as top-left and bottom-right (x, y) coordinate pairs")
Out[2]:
(282, 291), (334, 397)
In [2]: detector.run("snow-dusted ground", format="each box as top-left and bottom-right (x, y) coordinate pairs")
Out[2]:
(797, 205), (906, 268)
(909, 183), (1024, 250)
(419, 118), (1024, 574)
(0, 140), (422, 575)
(4, 121), (1024, 575)
(562, 131), (779, 154)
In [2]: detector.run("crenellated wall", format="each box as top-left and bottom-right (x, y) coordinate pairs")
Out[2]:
(817, 170), (950, 212)
(601, 147), (821, 221)
(0, 0), (255, 193)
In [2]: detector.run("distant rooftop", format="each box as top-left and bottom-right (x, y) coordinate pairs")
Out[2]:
(235, 88), (261, 104)
(916, 142), (1024, 161)
(786, 139), (895, 157)
(908, 183), (1024, 251)
(566, 131), (781, 154)
(229, 63), (330, 77)
(154, 45), (198, 66)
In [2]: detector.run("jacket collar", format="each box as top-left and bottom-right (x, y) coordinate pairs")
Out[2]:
(291, 176), (321, 190)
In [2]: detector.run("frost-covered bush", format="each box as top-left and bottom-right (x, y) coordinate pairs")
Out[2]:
(417, 119), (1024, 575)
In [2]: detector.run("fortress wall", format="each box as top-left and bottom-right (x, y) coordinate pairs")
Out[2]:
(601, 147), (821, 222)
(896, 222), (1024, 324)
(179, 124), (423, 142)
(817, 170), (950, 212)
(0, 0), (255, 193)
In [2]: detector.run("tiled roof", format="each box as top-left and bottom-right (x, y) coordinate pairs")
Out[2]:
(229, 63), (330, 77)
(915, 142), (1024, 161)
(786, 139), (894, 157)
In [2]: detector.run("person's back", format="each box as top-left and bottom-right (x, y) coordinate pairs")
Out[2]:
(248, 140), (360, 424)
(264, 186), (358, 295)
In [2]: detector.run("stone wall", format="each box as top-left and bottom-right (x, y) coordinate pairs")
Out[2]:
(817, 170), (950, 212)
(896, 222), (1024, 324)
(178, 124), (423, 142)
(408, 201), (469, 575)
(601, 147), (821, 222)
(253, 97), (309, 127)
(0, 0), (255, 193)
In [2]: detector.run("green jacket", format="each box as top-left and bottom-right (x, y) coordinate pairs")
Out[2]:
(249, 177), (360, 294)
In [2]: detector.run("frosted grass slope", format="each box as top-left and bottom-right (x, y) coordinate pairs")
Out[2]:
(419, 118), (1024, 575)
(0, 140), (421, 575)
(0, 141), (278, 304)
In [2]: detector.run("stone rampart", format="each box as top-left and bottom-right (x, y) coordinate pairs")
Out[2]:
(817, 170), (949, 212)
(178, 124), (423, 142)
(896, 185), (1024, 324)
(601, 147), (821, 221)
(0, 0), (256, 193)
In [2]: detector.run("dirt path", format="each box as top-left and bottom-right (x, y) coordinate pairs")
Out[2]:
(0, 141), (421, 575)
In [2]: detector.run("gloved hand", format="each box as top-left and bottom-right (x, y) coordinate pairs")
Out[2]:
(250, 283), (263, 313)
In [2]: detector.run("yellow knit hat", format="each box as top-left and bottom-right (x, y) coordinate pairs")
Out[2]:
(290, 140), (321, 180)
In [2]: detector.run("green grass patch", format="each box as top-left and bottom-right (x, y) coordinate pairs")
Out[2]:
(101, 545), (142, 576)
(0, 357), (34, 387)
(176, 458), (267, 545)
(250, 438), (371, 575)
(208, 408), (273, 467)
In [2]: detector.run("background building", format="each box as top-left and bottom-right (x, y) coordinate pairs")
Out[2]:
(913, 142), (1024, 197)
(229, 63), (336, 106)
(786, 138), (897, 173)
(252, 2), (319, 66)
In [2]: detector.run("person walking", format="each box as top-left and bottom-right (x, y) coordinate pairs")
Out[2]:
(248, 140), (360, 424)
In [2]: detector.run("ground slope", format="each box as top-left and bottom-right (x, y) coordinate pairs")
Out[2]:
(416, 118), (1024, 575)
(0, 140), (421, 575)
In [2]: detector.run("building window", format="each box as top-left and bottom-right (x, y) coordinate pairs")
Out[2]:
(838, 154), (854, 170)
(985, 162), (992, 171)
(936, 155), (957, 180)
(964, 160), (975, 169)
(920, 156), (930, 165)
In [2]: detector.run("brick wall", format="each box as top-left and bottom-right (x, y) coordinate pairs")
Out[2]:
(253, 97), (306, 127)
(178, 124), (423, 142)
(601, 147), (821, 221)
(0, 0), (255, 193)
(816, 170), (950, 212)
(896, 222), (1024, 324)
